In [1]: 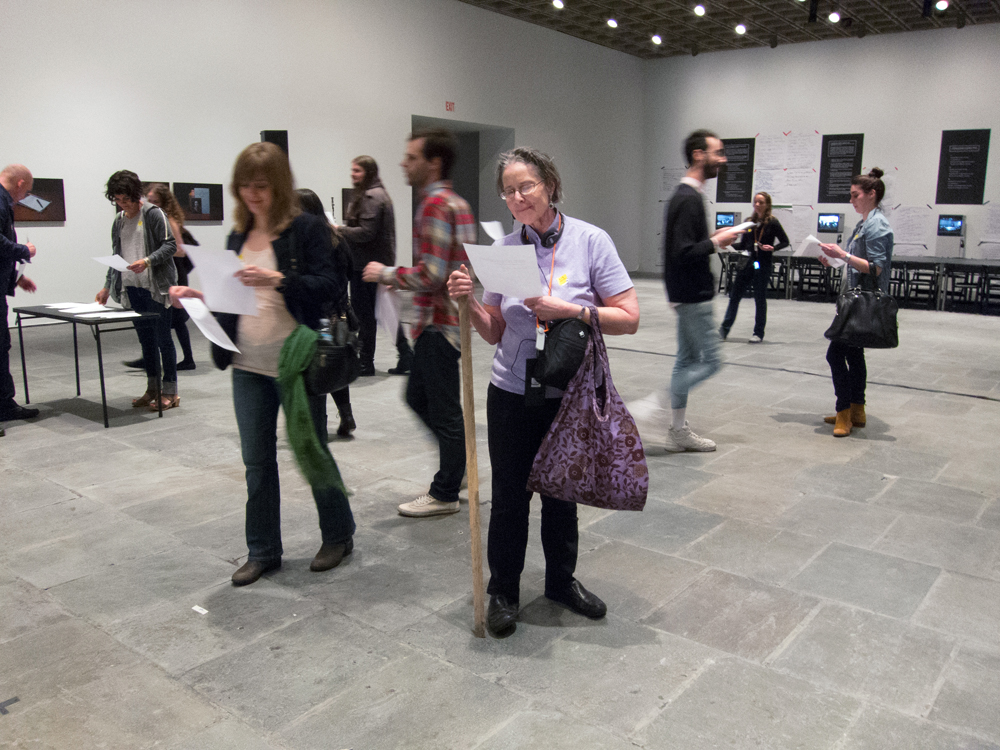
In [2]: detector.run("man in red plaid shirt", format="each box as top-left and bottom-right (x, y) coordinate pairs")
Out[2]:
(363, 129), (476, 518)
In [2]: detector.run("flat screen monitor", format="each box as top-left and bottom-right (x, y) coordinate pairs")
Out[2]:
(817, 213), (844, 233)
(937, 215), (965, 237)
(715, 212), (737, 230)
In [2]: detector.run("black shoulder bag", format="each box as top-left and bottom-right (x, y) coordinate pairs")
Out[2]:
(823, 265), (899, 349)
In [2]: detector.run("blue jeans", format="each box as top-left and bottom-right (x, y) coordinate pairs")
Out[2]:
(126, 287), (177, 392)
(669, 301), (721, 410)
(232, 368), (355, 562)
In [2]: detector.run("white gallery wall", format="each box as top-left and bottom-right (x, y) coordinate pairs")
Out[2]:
(640, 23), (1000, 272)
(1, 0), (644, 321)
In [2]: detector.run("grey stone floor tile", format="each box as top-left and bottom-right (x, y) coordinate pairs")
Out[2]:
(643, 569), (817, 661)
(78, 463), (230, 509)
(929, 644), (1000, 744)
(106, 579), (324, 674)
(183, 610), (409, 732)
(164, 718), (282, 750)
(637, 658), (859, 749)
(979, 499), (1000, 532)
(642, 463), (722, 503)
(872, 477), (990, 524)
(47, 545), (236, 626)
(0, 578), (70, 644)
(792, 462), (892, 503)
(914, 572), (1000, 645)
(586, 498), (724, 554)
(0, 494), (116, 553)
(573, 540), (704, 620)
(277, 651), (528, 750)
(497, 615), (719, 734)
(789, 543), (941, 618)
(118, 478), (253, 532)
(773, 496), (899, 548)
(471, 708), (636, 750)
(875, 515), (1000, 578)
(936, 449), (1000, 497)
(839, 704), (1000, 750)
(1, 467), (80, 512)
(678, 472), (804, 524)
(771, 604), (956, 713)
(1, 662), (221, 750)
(170, 509), (249, 563)
(853, 444), (949, 481)
(679, 519), (826, 585)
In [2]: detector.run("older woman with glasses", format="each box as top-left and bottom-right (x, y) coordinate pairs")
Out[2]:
(447, 147), (639, 638)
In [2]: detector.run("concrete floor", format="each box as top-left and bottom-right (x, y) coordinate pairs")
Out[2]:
(2, 278), (999, 749)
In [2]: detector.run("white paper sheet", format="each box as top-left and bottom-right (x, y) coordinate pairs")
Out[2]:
(732, 221), (757, 233)
(76, 311), (142, 319)
(480, 221), (506, 242)
(45, 302), (87, 309)
(60, 302), (113, 314)
(887, 206), (932, 248)
(93, 255), (131, 272)
(179, 297), (240, 352)
(795, 234), (846, 267)
(18, 194), (50, 212)
(463, 243), (543, 300)
(182, 244), (257, 316)
(375, 286), (400, 339)
(982, 205), (1000, 244)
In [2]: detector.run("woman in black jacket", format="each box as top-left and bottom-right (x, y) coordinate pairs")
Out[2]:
(171, 143), (354, 587)
(719, 191), (789, 343)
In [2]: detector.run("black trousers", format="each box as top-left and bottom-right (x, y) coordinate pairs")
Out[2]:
(486, 384), (578, 603)
(827, 340), (867, 412)
(350, 271), (378, 368)
(721, 259), (771, 339)
(1, 294), (16, 408)
(406, 330), (465, 503)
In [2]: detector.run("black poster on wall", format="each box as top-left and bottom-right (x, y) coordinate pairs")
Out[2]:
(818, 134), (864, 203)
(716, 138), (755, 204)
(935, 129), (990, 205)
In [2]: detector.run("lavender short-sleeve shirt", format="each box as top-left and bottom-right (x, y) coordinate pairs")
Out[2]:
(482, 213), (633, 396)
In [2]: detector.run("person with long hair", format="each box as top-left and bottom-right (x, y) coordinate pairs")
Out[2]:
(818, 168), (894, 437)
(447, 147), (640, 638)
(297, 187), (356, 437)
(719, 191), (789, 343)
(339, 156), (413, 375)
(170, 143), (355, 585)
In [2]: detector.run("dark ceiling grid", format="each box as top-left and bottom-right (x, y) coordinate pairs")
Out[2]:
(455, 0), (997, 57)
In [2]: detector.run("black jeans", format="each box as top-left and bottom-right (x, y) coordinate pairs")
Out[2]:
(0, 294), (16, 408)
(721, 259), (770, 339)
(126, 287), (177, 389)
(827, 340), (867, 412)
(350, 271), (378, 368)
(486, 384), (578, 604)
(406, 330), (465, 503)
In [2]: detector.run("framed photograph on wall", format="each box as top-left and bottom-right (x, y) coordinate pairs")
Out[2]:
(14, 178), (66, 222)
(172, 182), (224, 222)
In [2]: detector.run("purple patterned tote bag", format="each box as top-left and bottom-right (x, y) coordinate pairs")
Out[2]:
(527, 306), (648, 511)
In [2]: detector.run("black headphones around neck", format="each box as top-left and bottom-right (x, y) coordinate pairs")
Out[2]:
(520, 212), (564, 248)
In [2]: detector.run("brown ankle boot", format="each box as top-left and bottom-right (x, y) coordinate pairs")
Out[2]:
(833, 409), (852, 437)
(849, 403), (866, 427)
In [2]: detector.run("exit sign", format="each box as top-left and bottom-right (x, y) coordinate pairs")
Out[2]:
(445, 101), (455, 112)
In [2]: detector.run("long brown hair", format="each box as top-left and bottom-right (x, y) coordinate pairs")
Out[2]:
(145, 183), (185, 226)
(346, 155), (378, 222)
(753, 191), (774, 225)
(231, 142), (300, 233)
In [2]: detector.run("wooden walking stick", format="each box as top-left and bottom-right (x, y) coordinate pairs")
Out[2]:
(459, 295), (486, 638)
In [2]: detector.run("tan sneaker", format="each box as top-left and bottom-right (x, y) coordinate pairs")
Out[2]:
(666, 423), (717, 452)
(398, 494), (460, 518)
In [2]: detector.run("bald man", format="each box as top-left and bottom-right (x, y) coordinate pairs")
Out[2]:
(0, 164), (40, 424)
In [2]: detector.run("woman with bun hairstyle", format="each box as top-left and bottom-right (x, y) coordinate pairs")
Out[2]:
(818, 168), (894, 437)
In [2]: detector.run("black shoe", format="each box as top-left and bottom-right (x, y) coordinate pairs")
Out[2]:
(718, 326), (729, 341)
(336, 406), (356, 437)
(546, 580), (607, 619)
(0, 403), (40, 421)
(359, 363), (376, 377)
(231, 558), (281, 586)
(122, 358), (144, 369)
(310, 538), (354, 571)
(487, 594), (518, 638)
(387, 357), (412, 375)
(176, 359), (196, 371)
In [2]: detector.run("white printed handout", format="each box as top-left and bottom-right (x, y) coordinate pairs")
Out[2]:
(179, 297), (240, 352)
(375, 286), (400, 339)
(18, 194), (50, 212)
(480, 221), (506, 242)
(182, 244), (257, 316)
(463, 243), (543, 300)
(60, 302), (114, 314)
(795, 234), (846, 267)
(93, 255), (132, 272)
(76, 311), (142, 320)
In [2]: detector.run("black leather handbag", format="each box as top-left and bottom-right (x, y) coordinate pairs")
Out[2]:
(534, 318), (590, 391)
(305, 309), (361, 395)
(824, 276), (899, 349)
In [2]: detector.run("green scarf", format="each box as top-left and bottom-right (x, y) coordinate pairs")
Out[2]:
(277, 325), (348, 495)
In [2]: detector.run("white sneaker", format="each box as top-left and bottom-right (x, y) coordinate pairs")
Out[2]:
(627, 394), (669, 448)
(748, 335), (763, 344)
(666, 423), (717, 452)
(398, 494), (460, 518)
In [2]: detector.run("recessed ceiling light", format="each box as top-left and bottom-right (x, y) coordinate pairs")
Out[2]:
(607, 18), (618, 28)
(828, 11), (840, 22)
(552, 0), (564, 8)
(652, 34), (662, 44)
(735, 23), (747, 34)
(694, 4), (706, 15)
(935, 0), (949, 9)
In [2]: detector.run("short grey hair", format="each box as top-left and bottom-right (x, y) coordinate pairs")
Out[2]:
(496, 147), (562, 204)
